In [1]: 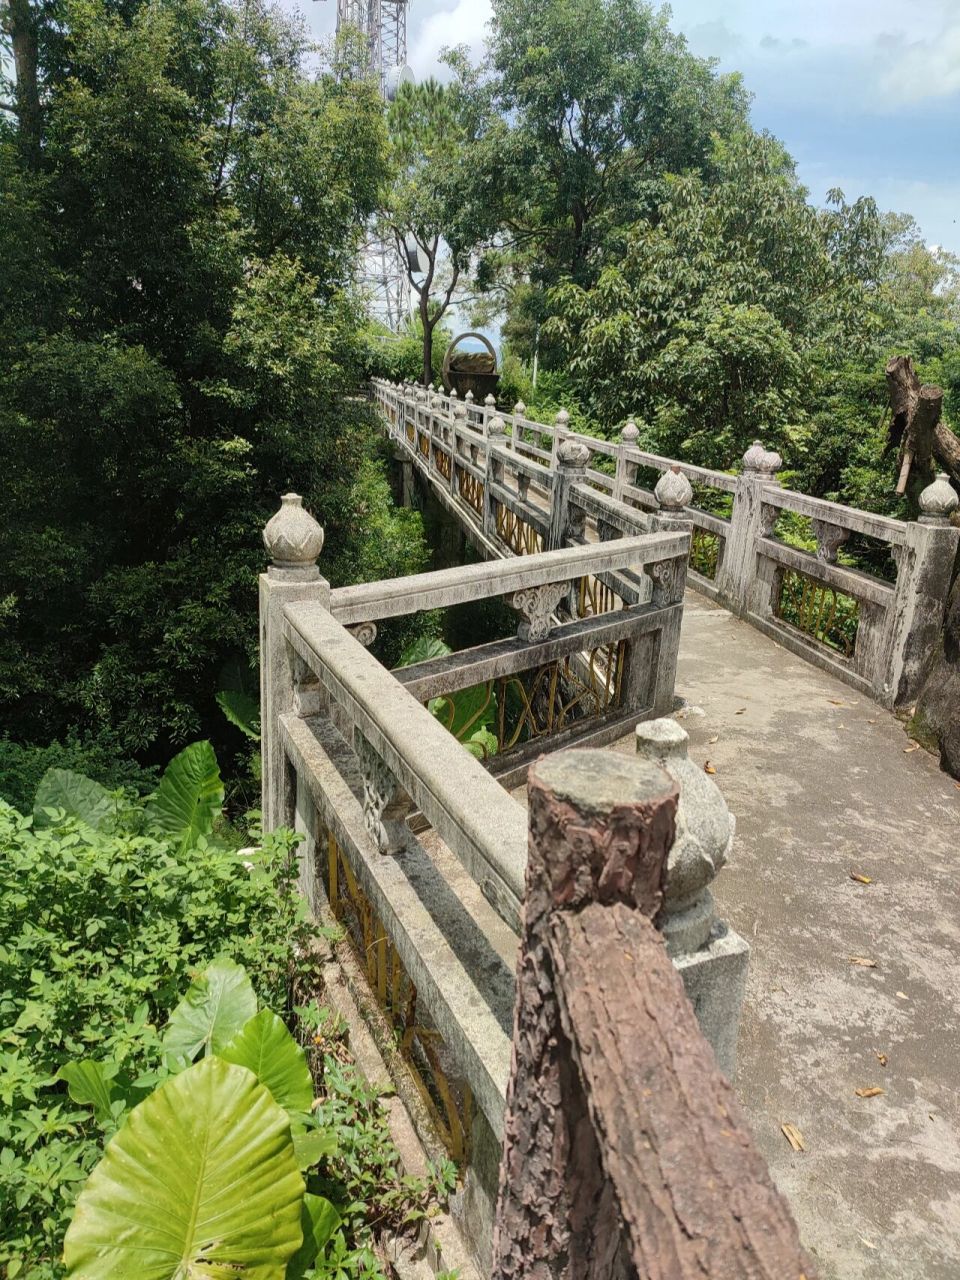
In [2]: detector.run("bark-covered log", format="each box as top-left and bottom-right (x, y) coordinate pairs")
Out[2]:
(552, 904), (815, 1279)
(492, 748), (815, 1279)
(886, 355), (960, 496)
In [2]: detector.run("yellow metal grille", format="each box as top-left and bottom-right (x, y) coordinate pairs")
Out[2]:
(577, 575), (620, 617)
(457, 469), (484, 516)
(436, 447), (452, 481)
(418, 432), (430, 459)
(324, 831), (473, 1163)
(496, 503), (543, 555)
(405, 420), (415, 443)
(776, 569), (859, 658)
(495, 641), (627, 752)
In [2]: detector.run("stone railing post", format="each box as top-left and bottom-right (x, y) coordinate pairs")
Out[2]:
(635, 719), (749, 1075)
(493, 749), (810, 1280)
(260, 495), (330, 905)
(614, 419), (640, 501)
(549, 407), (570, 469)
(547, 438), (590, 551)
(715, 439), (782, 617)
(483, 416), (507, 537)
(652, 464), (694, 530)
(881, 473), (960, 707)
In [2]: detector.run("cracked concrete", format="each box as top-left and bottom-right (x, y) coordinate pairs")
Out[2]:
(607, 592), (960, 1279)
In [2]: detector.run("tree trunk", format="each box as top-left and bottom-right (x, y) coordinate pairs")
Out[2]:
(421, 300), (433, 387)
(5, 0), (43, 162)
(886, 355), (960, 500)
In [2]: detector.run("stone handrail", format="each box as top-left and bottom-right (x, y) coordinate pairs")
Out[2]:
(374, 377), (959, 710)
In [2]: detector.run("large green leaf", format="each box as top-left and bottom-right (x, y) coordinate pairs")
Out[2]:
(145, 741), (224, 853)
(216, 689), (261, 741)
(396, 635), (451, 667)
(219, 1010), (313, 1115)
(57, 1060), (119, 1125)
(287, 1194), (341, 1280)
(63, 1057), (304, 1280)
(33, 769), (115, 831)
(162, 959), (257, 1069)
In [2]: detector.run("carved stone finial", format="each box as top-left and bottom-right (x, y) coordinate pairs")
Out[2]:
(488, 415), (506, 437)
(635, 718), (734, 955)
(428, 382), (435, 392)
(449, 387), (459, 401)
(465, 390), (474, 403)
(263, 493), (323, 578)
(347, 622), (378, 647)
(742, 439), (781, 476)
(485, 393), (497, 408)
(510, 581), (569, 642)
(621, 420), (640, 444)
(557, 438), (590, 468)
(514, 400), (526, 418)
(919, 472), (959, 523)
(555, 408), (570, 429)
(415, 386), (427, 403)
(453, 398), (468, 421)
(654, 465), (693, 511)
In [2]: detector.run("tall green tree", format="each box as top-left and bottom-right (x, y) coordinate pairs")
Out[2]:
(382, 77), (493, 384)
(0, 0), (424, 762)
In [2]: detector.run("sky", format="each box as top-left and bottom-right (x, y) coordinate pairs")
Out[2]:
(287, 0), (960, 256)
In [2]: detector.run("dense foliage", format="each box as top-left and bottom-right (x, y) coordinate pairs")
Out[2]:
(0, 749), (448, 1279)
(0, 0), (427, 773)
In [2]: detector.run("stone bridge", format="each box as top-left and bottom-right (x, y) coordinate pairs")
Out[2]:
(259, 380), (960, 1280)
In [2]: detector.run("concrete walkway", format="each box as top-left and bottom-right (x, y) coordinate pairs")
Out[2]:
(606, 592), (960, 1279)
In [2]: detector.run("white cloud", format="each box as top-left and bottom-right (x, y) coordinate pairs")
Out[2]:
(877, 23), (960, 104)
(408, 0), (492, 80)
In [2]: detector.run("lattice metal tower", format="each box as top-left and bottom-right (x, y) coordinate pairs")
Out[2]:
(338, 0), (413, 327)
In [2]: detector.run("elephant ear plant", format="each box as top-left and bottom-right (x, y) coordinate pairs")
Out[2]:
(62, 960), (341, 1280)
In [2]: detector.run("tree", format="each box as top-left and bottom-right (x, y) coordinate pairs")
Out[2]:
(0, 0), (425, 764)
(383, 77), (492, 384)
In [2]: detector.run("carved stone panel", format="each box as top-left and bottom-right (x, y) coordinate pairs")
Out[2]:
(510, 581), (569, 641)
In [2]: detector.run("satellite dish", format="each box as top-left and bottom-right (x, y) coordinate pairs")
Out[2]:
(385, 63), (415, 101)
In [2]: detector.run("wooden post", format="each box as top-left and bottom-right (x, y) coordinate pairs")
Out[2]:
(493, 748), (816, 1280)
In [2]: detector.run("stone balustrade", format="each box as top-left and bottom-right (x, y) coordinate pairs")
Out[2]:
(258, 488), (759, 1272)
(373, 378), (959, 710)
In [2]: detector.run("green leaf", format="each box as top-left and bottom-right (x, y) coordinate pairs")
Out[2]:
(162, 958), (257, 1069)
(287, 1194), (342, 1280)
(216, 689), (261, 741)
(145, 741), (224, 853)
(291, 1127), (339, 1170)
(33, 769), (115, 831)
(219, 1010), (313, 1114)
(63, 1057), (304, 1280)
(57, 1060), (119, 1125)
(396, 635), (451, 667)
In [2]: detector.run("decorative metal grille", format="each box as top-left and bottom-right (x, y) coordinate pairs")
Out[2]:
(776, 569), (859, 658)
(496, 503), (543, 555)
(577, 575), (620, 617)
(457, 469), (484, 516)
(435, 447), (452, 481)
(324, 831), (473, 1162)
(405, 420), (414, 443)
(495, 641), (627, 752)
(418, 432), (430, 459)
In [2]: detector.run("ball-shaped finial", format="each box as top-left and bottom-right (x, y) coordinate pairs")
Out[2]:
(557, 437), (590, 468)
(621, 420), (640, 444)
(484, 393), (497, 408)
(488, 415), (506, 436)
(919, 472), (959, 522)
(464, 389), (474, 403)
(449, 387), (458, 401)
(453, 398), (468, 420)
(555, 408), (570, 429)
(654, 465), (693, 511)
(513, 400), (526, 418)
(263, 494), (324, 574)
(742, 440), (766, 471)
(635, 718), (734, 954)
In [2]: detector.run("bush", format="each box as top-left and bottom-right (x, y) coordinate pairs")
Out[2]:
(0, 789), (312, 1277)
(0, 736), (156, 815)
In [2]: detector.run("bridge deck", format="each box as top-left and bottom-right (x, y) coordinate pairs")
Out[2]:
(610, 591), (960, 1280)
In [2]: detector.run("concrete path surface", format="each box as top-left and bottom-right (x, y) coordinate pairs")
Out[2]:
(605, 591), (960, 1280)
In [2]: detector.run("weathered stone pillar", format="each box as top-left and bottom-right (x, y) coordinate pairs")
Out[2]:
(613, 419), (639, 501)
(484, 416), (507, 538)
(715, 439), (782, 617)
(635, 718), (750, 1076)
(881, 473), (960, 707)
(547, 438), (590, 551)
(549, 407), (570, 469)
(259, 494), (329, 834)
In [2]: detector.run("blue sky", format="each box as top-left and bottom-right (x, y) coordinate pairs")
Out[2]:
(288, 0), (960, 255)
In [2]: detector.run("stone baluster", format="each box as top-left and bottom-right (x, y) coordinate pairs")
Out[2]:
(484, 392), (497, 435)
(812, 518), (850, 563)
(548, 437), (590, 552)
(549, 407), (570, 469)
(512, 401), (526, 456)
(260, 494), (329, 905)
(879, 473), (960, 707)
(715, 438), (782, 618)
(484, 415), (507, 537)
(634, 719), (749, 1076)
(614, 419), (640, 501)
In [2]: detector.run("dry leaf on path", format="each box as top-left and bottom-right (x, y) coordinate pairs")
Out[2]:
(904, 743), (920, 753)
(704, 761), (717, 775)
(850, 872), (873, 885)
(855, 1086), (884, 1098)
(848, 956), (877, 967)
(896, 991), (909, 1000)
(781, 1123), (805, 1152)
(709, 734), (719, 744)
(875, 1051), (888, 1067)
(829, 699), (847, 705)
(735, 707), (746, 714)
